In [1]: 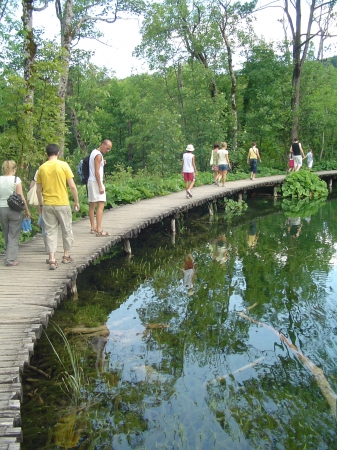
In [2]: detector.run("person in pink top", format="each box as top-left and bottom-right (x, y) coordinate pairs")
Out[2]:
(182, 144), (198, 198)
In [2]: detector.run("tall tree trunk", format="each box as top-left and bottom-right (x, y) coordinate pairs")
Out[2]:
(128, 121), (133, 161)
(67, 78), (87, 154)
(21, 0), (37, 165)
(284, 0), (316, 141)
(56, 0), (73, 155)
(219, 26), (237, 150)
(320, 130), (324, 160)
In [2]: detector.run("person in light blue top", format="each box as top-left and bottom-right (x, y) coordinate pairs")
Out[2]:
(306, 149), (313, 170)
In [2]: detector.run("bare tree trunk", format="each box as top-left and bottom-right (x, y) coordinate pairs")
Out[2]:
(128, 121), (133, 161)
(320, 130), (324, 160)
(219, 25), (238, 150)
(67, 78), (87, 154)
(20, 0), (37, 165)
(283, 0), (330, 141)
(56, 0), (73, 155)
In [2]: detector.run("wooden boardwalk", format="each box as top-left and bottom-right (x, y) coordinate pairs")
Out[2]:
(0, 172), (336, 449)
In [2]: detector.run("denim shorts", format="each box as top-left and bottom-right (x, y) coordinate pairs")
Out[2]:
(218, 164), (229, 172)
(250, 159), (258, 173)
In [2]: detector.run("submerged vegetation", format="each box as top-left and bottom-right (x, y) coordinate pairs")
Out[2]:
(21, 196), (337, 449)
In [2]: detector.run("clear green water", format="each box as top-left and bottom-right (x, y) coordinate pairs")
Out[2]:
(22, 197), (337, 449)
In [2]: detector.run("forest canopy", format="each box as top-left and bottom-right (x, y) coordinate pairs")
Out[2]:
(0, 0), (337, 179)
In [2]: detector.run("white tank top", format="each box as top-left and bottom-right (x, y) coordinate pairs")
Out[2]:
(88, 149), (104, 183)
(183, 152), (194, 173)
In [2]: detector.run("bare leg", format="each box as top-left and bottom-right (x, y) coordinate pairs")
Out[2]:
(89, 202), (97, 230)
(188, 179), (195, 191)
(222, 170), (227, 186)
(95, 201), (105, 232)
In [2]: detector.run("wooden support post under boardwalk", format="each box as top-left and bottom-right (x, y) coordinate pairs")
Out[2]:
(238, 192), (243, 201)
(123, 238), (132, 255)
(171, 218), (176, 233)
(208, 202), (214, 216)
(273, 186), (278, 197)
(68, 277), (78, 301)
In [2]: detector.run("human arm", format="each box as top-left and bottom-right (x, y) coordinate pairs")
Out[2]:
(257, 149), (261, 162)
(16, 181), (30, 217)
(192, 155), (198, 175)
(67, 178), (80, 211)
(226, 153), (231, 169)
(94, 153), (104, 194)
(299, 143), (305, 157)
(36, 183), (43, 214)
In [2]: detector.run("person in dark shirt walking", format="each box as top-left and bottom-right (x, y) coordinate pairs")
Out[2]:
(290, 138), (305, 172)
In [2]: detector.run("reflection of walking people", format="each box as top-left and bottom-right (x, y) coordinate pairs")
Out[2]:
(88, 139), (112, 236)
(287, 217), (302, 238)
(290, 138), (305, 172)
(246, 221), (259, 249)
(36, 144), (80, 270)
(210, 142), (221, 185)
(182, 254), (195, 295)
(213, 234), (229, 266)
(247, 142), (261, 180)
(182, 144), (198, 199)
(306, 149), (313, 170)
(216, 142), (231, 187)
(0, 160), (31, 266)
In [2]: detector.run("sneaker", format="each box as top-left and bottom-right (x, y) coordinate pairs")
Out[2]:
(186, 194), (190, 199)
(187, 189), (193, 198)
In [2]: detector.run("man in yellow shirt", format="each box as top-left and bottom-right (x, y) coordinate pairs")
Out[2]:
(36, 144), (79, 270)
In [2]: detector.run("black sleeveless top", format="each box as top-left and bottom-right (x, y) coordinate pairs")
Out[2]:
(292, 142), (300, 156)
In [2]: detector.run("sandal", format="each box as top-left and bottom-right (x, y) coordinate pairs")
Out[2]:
(62, 255), (74, 264)
(5, 260), (18, 267)
(96, 230), (111, 237)
(90, 228), (97, 234)
(49, 261), (58, 270)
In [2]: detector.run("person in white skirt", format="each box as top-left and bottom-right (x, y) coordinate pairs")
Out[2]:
(87, 139), (112, 236)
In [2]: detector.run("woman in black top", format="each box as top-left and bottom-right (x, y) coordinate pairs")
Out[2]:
(290, 138), (305, 172)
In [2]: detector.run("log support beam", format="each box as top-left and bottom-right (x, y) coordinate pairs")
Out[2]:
(123, 238), (132, 255)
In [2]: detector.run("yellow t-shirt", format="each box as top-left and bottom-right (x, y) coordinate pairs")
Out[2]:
(248, 148), (258, 159)
(37, 160), (74, 206)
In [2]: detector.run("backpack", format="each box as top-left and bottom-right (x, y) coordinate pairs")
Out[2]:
(77, 155), (90, 185)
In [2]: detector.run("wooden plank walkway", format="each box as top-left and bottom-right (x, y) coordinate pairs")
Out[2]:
(0, 171), (336, 449)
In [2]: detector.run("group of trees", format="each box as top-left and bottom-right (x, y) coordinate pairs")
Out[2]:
(0, 0), (337, 178)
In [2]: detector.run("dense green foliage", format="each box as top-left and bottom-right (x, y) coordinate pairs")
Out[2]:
(281, 171), (329, 198)
(0, 2), (337, 178)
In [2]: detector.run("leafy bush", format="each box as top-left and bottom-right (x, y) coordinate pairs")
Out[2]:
(281, 171), (328, 198)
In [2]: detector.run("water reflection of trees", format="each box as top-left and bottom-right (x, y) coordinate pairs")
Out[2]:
(131, 198), (337, 449)
(23, 199), (337, 449)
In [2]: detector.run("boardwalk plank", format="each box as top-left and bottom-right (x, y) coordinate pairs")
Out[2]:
(0, 172), (337, 448)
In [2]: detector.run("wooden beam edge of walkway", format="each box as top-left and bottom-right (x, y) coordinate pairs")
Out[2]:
(0, 171), (337, 448)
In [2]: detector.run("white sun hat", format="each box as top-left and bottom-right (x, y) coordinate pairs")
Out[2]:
(186, 144), (195, 152)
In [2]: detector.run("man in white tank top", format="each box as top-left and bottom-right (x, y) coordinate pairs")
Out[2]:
(182, 144), (198, 198)
(88, 139), (112, 236)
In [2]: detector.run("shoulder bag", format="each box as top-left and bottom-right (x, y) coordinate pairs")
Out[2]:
(7, 176), (25, 212)
(27, 182), (39, 206)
